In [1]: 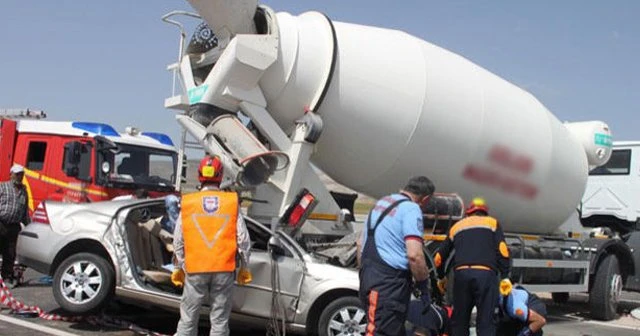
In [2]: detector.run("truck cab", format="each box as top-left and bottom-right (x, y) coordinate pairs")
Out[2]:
(0, 116), (179, 212)
(579, 141), (640, 305)
(582, 141), (640, 233)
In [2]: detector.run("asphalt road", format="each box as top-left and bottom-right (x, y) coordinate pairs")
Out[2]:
(0, 269), (265, 336)
(1, 268), (639, 336)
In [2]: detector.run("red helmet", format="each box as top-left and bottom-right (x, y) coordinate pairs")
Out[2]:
(466, 197), (489, 215)
(198, 155), (223, 184)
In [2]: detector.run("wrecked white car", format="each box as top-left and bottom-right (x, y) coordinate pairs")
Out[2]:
(17, 199), (365, 336)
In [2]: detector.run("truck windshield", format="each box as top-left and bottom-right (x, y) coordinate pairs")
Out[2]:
(589, 149), (631, 176)
(106, 143), (177, 190)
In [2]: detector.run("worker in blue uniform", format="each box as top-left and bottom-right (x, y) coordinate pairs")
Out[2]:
(497, 286), (547, 336)
(357, 176), (435, 336)
(434, 198), (512, 336)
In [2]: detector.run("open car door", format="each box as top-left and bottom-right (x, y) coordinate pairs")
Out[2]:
(232, 218), (305, 322)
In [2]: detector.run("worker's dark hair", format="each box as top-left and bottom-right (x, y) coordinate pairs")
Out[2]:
(404, 176), (435, 198)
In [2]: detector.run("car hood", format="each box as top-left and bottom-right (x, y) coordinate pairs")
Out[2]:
(304, 260), (359, 288)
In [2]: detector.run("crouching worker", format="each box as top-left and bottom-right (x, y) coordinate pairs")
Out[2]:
(171, 155), (252, 336)
(498, 286), (547, 336)
(406, 300), (452, 336)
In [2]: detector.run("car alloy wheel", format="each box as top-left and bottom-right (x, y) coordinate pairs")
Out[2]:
(59, 260), (104, 305)
(326, 305), (367, 336)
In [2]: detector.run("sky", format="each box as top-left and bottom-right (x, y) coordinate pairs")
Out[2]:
(1, 1), (638, 148)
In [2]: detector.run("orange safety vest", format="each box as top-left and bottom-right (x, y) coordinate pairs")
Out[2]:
(181, 190), (238, 273)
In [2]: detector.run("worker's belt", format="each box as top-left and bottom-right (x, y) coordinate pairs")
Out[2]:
(455, 265), (492, 271)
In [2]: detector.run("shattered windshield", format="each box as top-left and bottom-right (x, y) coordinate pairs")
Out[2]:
(107, 143), (177, 190)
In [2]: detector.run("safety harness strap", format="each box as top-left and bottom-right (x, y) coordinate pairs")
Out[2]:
(367, 198), (410, 233)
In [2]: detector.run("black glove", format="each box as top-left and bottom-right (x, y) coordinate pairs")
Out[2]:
(517, 326), (533, 336)
(415, 279), (431, 307)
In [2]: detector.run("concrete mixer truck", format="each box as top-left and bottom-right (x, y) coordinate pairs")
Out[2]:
(161, 0), (639, 321)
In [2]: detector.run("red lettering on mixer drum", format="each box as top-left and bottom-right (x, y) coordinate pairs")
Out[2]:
(488, 145), (534, 175)
(462, 164), (539, 200)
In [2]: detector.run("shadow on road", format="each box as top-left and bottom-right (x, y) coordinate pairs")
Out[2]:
(543, 294), (640, 322)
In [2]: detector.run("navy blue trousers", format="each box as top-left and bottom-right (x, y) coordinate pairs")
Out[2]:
(451, 269), (498, 336)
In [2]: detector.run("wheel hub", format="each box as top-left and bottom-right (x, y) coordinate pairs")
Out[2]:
(75, 273), (88, 286)
(342, 320), (356, 333)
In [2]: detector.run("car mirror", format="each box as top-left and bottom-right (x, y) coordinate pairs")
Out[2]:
(268, 236), (286, 257)
(270, 244), (286, 257)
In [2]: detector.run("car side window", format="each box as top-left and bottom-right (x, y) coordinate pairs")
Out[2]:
(247, 221), (270, 251)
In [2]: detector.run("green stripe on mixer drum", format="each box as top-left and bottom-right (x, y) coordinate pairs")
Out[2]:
(594, 133), (612, 147)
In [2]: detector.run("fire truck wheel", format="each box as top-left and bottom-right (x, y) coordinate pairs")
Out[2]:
(589, 254), (621, 321)
(53, 253), (115, 314)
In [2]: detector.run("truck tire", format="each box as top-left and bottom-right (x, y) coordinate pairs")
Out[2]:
(589, 254), (622, 321)
(552, 292), (570, 304)
(318, 296), (366, 336)
(52, 253), (114, 314)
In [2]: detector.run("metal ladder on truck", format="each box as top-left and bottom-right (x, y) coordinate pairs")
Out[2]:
(0, 108), (47, 119)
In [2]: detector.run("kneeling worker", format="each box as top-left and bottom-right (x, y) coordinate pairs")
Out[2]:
(434, 197), (512, 336)
(498, 285), (547, 336)
(172, 155), (252, 336)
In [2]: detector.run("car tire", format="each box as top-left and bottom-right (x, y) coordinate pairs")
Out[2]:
(552, 292), (570, 304)
(318, 296), (366, 336)
(52, 252), (115, 314)
(589, 254), (622, 321)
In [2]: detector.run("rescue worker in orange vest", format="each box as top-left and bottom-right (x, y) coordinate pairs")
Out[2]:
(434, 198), (511, 336)
(171, 155), (252, 336)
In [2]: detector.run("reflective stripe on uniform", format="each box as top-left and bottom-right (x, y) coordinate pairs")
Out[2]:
(449, 216), (497, 239)
(366, 290), (379, 336)
(499, 241), (510, 258)
(434, 252), (442, 268)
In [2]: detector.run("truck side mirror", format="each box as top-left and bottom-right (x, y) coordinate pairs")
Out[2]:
(63, 142), (83, 177)
(63, 141), (93, 182)
(95, 135), (120, 154)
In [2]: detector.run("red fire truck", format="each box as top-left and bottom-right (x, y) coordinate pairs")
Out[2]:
(0, 109), (179, 212)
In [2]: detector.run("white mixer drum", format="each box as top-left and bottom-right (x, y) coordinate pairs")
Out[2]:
(259, 11), (593, 234)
